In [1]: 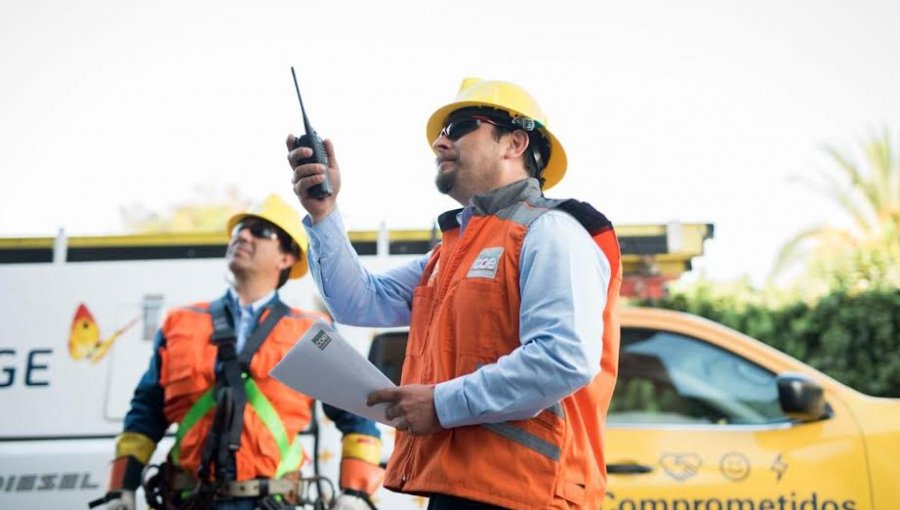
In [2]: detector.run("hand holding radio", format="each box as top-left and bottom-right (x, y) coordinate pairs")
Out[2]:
(287, 67), (340, 222)
(289, 134), (340, 220)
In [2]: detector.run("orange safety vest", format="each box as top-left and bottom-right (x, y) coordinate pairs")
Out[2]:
(158, 301), (324, 481)
(384, 183), (622, 510)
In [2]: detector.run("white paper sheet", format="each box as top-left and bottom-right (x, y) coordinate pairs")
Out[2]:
(269, 319), (397, 426)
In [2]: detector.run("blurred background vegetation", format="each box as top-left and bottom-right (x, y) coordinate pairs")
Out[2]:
(120, 184), (252, 234)
(644, 129), (900, 397)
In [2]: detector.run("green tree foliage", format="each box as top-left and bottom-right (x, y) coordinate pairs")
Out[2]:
(653, 130), (900, 398)
(774, 129), (900, 293)
(645, 284), (900, 398)
(120, 185), (252, 233)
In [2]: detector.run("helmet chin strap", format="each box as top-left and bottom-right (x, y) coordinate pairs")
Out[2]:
(529, 147), (546, 191)
(506, 114), (550, 189)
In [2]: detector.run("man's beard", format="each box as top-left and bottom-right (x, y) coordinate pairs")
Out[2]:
(435, 168), (455, 195)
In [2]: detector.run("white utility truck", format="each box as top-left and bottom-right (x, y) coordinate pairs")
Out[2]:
(0, 228), (432, 510)
(0, 222), (711, 509)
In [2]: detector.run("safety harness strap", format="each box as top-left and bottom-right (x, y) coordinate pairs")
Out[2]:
(198, 298), (238, 483)
(171, 388), (216, 467)
(238, 303), (288, 368)
(172, 379), (304, 477)
(244, 378), (305, 478)
(195, 297), (289, 483)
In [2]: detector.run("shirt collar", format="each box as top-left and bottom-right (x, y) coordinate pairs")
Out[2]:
(440, 178), (543, 233)
(470, 178), (542, 216)
(455, 206), (475, 235)
(227, 288), (276, 313)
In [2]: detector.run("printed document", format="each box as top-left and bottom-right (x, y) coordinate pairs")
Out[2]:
(270, 319), (397, 426)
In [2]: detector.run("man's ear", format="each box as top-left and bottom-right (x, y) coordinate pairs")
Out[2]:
(278, 251), (297, 272)
(504, 130), (531, 160)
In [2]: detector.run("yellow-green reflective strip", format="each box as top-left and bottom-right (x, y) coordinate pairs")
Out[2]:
(244, 378), (303, 478)
(172, 388), (216, 467)
(171, 378), (302, 478)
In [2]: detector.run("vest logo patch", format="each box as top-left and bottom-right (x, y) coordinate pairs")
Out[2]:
(311, 330), (332, 350)
(467, 247), (504, 279)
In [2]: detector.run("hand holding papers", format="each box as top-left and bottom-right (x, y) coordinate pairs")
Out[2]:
(270, 320), (397, 426)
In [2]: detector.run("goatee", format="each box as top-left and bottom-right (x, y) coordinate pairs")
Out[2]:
(435, 170), (455, 195)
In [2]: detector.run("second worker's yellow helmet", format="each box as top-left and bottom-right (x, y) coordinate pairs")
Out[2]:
(426, 77), (568, 190)
(226, 194), (309, 279)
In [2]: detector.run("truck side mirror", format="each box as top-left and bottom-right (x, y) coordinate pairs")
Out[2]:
(367, 331), (409, 386)
(777, 373), (831, 423)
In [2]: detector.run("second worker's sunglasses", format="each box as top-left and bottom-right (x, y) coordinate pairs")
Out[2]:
(231, 220), (297, 254)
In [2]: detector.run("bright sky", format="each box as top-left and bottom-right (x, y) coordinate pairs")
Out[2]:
(2, 0), (898, 285)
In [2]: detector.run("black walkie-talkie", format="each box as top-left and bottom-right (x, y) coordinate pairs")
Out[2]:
(290, 67), (332, 198)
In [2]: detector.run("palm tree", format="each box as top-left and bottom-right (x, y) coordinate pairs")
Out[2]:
(772, 129), (900, 286)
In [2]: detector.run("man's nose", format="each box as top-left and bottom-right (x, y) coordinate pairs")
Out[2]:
(432, 133), (451, 152)
(234, 226), (254, 242)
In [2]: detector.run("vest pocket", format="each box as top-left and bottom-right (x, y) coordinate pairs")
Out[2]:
(465, 423), (560, 507)
(407, 286), (436, 356)
(159, 342), (207, 402)
(531, 405), (565, 433)
(160, 352), (205, 400)
(403, 286), (436, 384)
(449, 279), (514, 357)
(555, 479), (586, 506)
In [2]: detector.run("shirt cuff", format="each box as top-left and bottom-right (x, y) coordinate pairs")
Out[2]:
(302, 207), (348, 255)
(433, 377), (472, 429)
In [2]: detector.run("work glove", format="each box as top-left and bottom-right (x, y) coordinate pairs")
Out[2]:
(87, 490), (135, 510)
(93, 436), (153, 510)
(331, 490), (375, 510)
(103, 490), (136, 510)
(336, 433), (384, 510)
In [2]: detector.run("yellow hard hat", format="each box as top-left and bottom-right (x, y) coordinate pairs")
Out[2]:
(226, 194), (309, 279)
(426, 77), (568, 190)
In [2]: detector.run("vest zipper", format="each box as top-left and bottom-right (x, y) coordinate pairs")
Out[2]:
(399, 435), (417, 487)
(404, 217), (475, 486)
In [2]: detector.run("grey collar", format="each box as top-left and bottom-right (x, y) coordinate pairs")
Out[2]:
(470, 178), (542, 215)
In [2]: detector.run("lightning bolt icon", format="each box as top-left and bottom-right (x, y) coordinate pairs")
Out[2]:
(771, 453), (788, 482)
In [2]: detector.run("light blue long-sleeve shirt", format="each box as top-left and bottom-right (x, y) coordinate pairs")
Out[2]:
(303, 204), (610, 428)
(226, 288), (275, 354)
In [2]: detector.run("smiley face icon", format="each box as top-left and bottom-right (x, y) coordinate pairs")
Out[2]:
(720, 452), (751, 481)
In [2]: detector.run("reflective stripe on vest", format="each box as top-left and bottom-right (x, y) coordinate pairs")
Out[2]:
(481, 422), (561, 462)
(467, 361), (564, 463)
(171, 375), (303, 478)
(479, 401), (564, 462)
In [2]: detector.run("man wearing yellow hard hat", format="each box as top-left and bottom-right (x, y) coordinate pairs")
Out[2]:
(95, 195), (384, 510)
(288, 78), (622, 510)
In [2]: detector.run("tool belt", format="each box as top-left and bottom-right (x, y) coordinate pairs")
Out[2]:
(143, 462), (306, 510)
(170, 469), (301, 500)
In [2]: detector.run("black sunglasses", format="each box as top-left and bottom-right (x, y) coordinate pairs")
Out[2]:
(439, 115), (510, 141)
(231, 220), (297, 254)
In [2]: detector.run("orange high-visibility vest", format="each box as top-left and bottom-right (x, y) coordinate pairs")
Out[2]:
(384, 185), (622, 510)
(159, 303), (324, 481)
